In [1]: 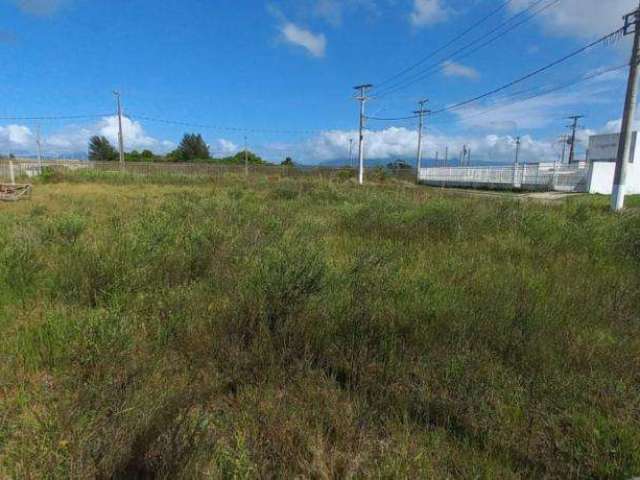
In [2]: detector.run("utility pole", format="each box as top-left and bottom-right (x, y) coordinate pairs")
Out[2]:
(612, 2), (640, 211)
(414, 99), (429, 181)
(244, 136), (249, 177)
(354, 84), (373, 185)
(445, 146), (448, 166)
(560, 135), (568, 164)
(566, 115), (584, 165)
(513, 136), (522, 188)
(113, 91), (125, 170)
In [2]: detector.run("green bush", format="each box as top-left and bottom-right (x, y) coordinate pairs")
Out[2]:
(1, 177), (639, 479)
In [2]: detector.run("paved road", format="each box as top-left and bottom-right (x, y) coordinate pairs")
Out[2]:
(428, 187), (582, 202)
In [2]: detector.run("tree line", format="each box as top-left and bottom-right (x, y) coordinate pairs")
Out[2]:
(88, 133), (292, 165)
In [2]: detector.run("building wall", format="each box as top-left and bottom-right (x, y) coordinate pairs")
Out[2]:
(587, 132), (640, 194)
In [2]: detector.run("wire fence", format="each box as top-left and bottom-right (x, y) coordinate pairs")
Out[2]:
(0, 159), (418, 183)
(418, 164), (590, 192)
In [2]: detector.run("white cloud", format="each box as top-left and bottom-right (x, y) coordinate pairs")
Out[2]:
(302, 126), (563, 164)
(450, 68), (624, 131)
(509, 0), (636, 38)
(213, 138), (239, 156)
(410, 0), (448, 27)
(442, 60), (479, 79)
(11, 0), (70, 15)
(0, 125), (33, 147)
(0, 116), (173, 156)
(280, 22), (327, 57)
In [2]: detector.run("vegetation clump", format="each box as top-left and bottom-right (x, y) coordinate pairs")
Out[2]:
(1, 171), (639, 479)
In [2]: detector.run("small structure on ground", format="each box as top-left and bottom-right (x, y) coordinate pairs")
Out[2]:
(0, 183), (32, 202)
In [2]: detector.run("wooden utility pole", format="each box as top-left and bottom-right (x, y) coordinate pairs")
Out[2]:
(612, 2), (640, 211)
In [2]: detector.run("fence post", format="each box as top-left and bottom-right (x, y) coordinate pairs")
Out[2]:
(9, 161), (15, 185)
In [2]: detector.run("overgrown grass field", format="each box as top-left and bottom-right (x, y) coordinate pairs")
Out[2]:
(1, 171), (639, 479)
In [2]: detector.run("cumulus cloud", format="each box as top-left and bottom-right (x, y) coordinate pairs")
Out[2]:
(442, 60), (479, 79)
(11, 0), (70, 15)
(410, 0), (448, 27)
(451, 67), (624, 131)
(509, 0), (636, 38)
(213, 138), (239, 156)
(0, 116), (174, 156)
(280, 22), (327, 57)
(303, 126), (563, 164)
(0, 125), (33, 147)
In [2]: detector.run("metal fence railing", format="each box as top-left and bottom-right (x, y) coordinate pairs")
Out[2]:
(0, 159), (417, 183)
(418, 164), (589, 193)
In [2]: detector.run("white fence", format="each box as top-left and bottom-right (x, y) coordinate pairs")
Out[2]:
(0, 159), (418, 182)
(418, 164), (589, 193)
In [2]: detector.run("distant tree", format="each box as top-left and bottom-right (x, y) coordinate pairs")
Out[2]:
(170, 133), (210, 162)
(8, 153), (15, 160)
(126, 150), (141, 162)
(89, 136), (118, 161)
(222, 150), (266, 165)
(281, 157), (294, 166)
(141, 149), (154, 160)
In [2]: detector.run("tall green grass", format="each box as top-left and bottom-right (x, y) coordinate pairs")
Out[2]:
(1, 171), (639, 478)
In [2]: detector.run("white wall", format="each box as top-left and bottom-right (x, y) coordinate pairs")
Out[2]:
(587, 132), (640, 195)
(588, 161), (640, 195)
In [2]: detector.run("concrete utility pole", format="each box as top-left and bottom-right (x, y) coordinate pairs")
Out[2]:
(445, 146), (449, 166)
(513, 136), (522, 188)
(113, 91), (125, 170)
(612, 2), (640, 211)
(560, 135), (568, 164)
(414, 99), (430, 182)
(566, 115), (584, 165)
(354, 84), (373, 185)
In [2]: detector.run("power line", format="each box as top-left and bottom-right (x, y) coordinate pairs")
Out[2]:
(0, 114), (112, 121)
(374, 0), (515, 91)
(128, 114), (336, 135)
(367, 52), (624, 128)
(429, 28), (624, 116)
(374, 0), (556, 99)
(429, 63), (628, 125)
(366, 114), (420, 121)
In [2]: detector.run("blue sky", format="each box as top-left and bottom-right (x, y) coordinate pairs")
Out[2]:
(0, 0), (636, 163)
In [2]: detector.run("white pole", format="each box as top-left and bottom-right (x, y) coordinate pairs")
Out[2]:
(415, 99), (429, 183)
(612, 2), (640, 211)
(513, 136), (521, 188)
(354, 84), (372, 185)
(9, 161), (15, 185)
(113, 91), (125, 171)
